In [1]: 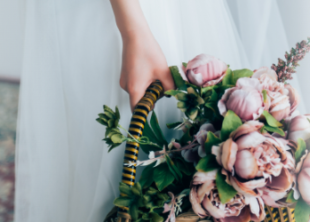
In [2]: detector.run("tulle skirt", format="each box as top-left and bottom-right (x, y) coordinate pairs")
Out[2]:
(15, 0), (305, 222)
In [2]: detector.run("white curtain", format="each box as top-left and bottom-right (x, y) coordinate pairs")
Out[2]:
(15, 1), (309, 222)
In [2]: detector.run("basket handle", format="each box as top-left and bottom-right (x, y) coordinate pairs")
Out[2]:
(117, 81), (164, 220)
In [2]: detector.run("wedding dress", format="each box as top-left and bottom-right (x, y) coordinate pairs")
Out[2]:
(15, 1), (306, 222)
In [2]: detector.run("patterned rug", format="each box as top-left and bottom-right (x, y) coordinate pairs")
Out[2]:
(0, 81), (19, 222)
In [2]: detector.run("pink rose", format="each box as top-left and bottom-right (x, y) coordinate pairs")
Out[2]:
(288, 114), (310, 147)
(183, 54), (227, 87)
(218, 78), (265, 121)
(190, 170), (265, 222)
(212, 121), (295, 197)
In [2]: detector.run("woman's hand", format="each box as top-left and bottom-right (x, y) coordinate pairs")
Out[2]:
(110, 0), (174, 111)
(120, 32), (174, 111)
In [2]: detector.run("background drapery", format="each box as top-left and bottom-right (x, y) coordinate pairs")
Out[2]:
(6, 1), (309, 222)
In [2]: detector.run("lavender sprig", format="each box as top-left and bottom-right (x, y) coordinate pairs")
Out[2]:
(271, 37), (310, 82)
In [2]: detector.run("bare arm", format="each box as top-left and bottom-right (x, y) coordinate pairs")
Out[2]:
(110, 0), (175, 111)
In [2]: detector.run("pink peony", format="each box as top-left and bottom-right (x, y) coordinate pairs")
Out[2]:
(288, 114), (310, 147)
(183, 54), (227, 87)
(218, 78), (265, 121)
(252, 67), (299, 121)
(190, 170), (265, 222)
(212, 121), (295, 197)
(296, 152), (310, 205)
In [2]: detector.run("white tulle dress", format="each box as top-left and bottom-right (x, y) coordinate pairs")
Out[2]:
(15, 1), (306, 222)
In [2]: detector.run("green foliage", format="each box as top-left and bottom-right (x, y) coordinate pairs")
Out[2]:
(295, 198), (310, 222)
(262, 125), (285, 137)
(97, 105), (125, 151)
(166, 155), (183, 181)
(221, 68), (253, 86)
(286, 190), (297, 204)
(150, 112), (167, 146)
(175, 87), (204, 120)
(262, 110), (283, 127)
(196, 155), (220, 172)
(97, 105), (120, 128)
(231, 69), (253, 85)
(216, 171), (238, 204)
(296, 138), (307, 163)
(153, 163), (175, 191)
(221, 110), (242, 141)
(139, 163), (155, 189)
(204, 131), (222, 154)
(169, 66), (186, 90)
(166, 122), (182, 129)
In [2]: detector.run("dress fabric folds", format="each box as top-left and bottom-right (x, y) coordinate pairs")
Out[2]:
(15, 1), (304, 222)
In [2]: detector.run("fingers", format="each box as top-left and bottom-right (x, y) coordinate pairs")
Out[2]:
(128, 81), (151, 113)
(158, 68), (175, 92)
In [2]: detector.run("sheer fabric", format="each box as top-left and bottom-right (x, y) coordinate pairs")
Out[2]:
(15, 1), (305, 222)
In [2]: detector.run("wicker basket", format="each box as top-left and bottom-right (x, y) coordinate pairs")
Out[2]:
(104, 81), (295, 222)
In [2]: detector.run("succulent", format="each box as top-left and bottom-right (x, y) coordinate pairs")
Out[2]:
(96, 105), (120, 128)
(175, 87), (204, 120)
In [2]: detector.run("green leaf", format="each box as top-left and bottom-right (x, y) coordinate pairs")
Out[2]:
(119, 182), (133, 197)
(222, 68), (233, 85)
(113, 197), (132, 207)
(153, 163), (175, 191)
(169, 66), (186, 89)
(131, 183), (142, 196)
(111, 133), (126, 144)
(295, 199), (310, 222)
(165, 90), (182, 96)
(140, 144), (162, 154)
(221, 110), (242, 141)
(296, 138), (307, 162)
(129, 203), (139, 220)
(180, 130), (192, 145)
(263, 125), (285, 137)
(166, 122), (182, 129)
(262, 90), (268, 103)
(196, 155), (220, 172)
(150, 112), (167, 145)
(205, 131), (222, 154)
(216, 171), (238, 204)
(139, 163), (155, 188)
(262, 110), (283, 127)
(141, 121), (163, 153)
(286, 190), (297, 203)
(182, 62), (187, 68)
(150, 212), (164, 222)
(231, 69), (253, 85)
(165, 155), (183, 181)
(175, 158), (195, 176)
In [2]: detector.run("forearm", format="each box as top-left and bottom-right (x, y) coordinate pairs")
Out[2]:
(110, 0), (151, 40)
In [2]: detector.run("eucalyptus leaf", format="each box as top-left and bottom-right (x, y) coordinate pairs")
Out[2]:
(221, 110), (242, 141)
(216, 171), (238, 204)
(153, 163), (175, 191)
(295, 199), (310, 222)
(262, 110), (283, 127)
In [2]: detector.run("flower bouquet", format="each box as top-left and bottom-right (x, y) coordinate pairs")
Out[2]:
(98, 38), (310, 222)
